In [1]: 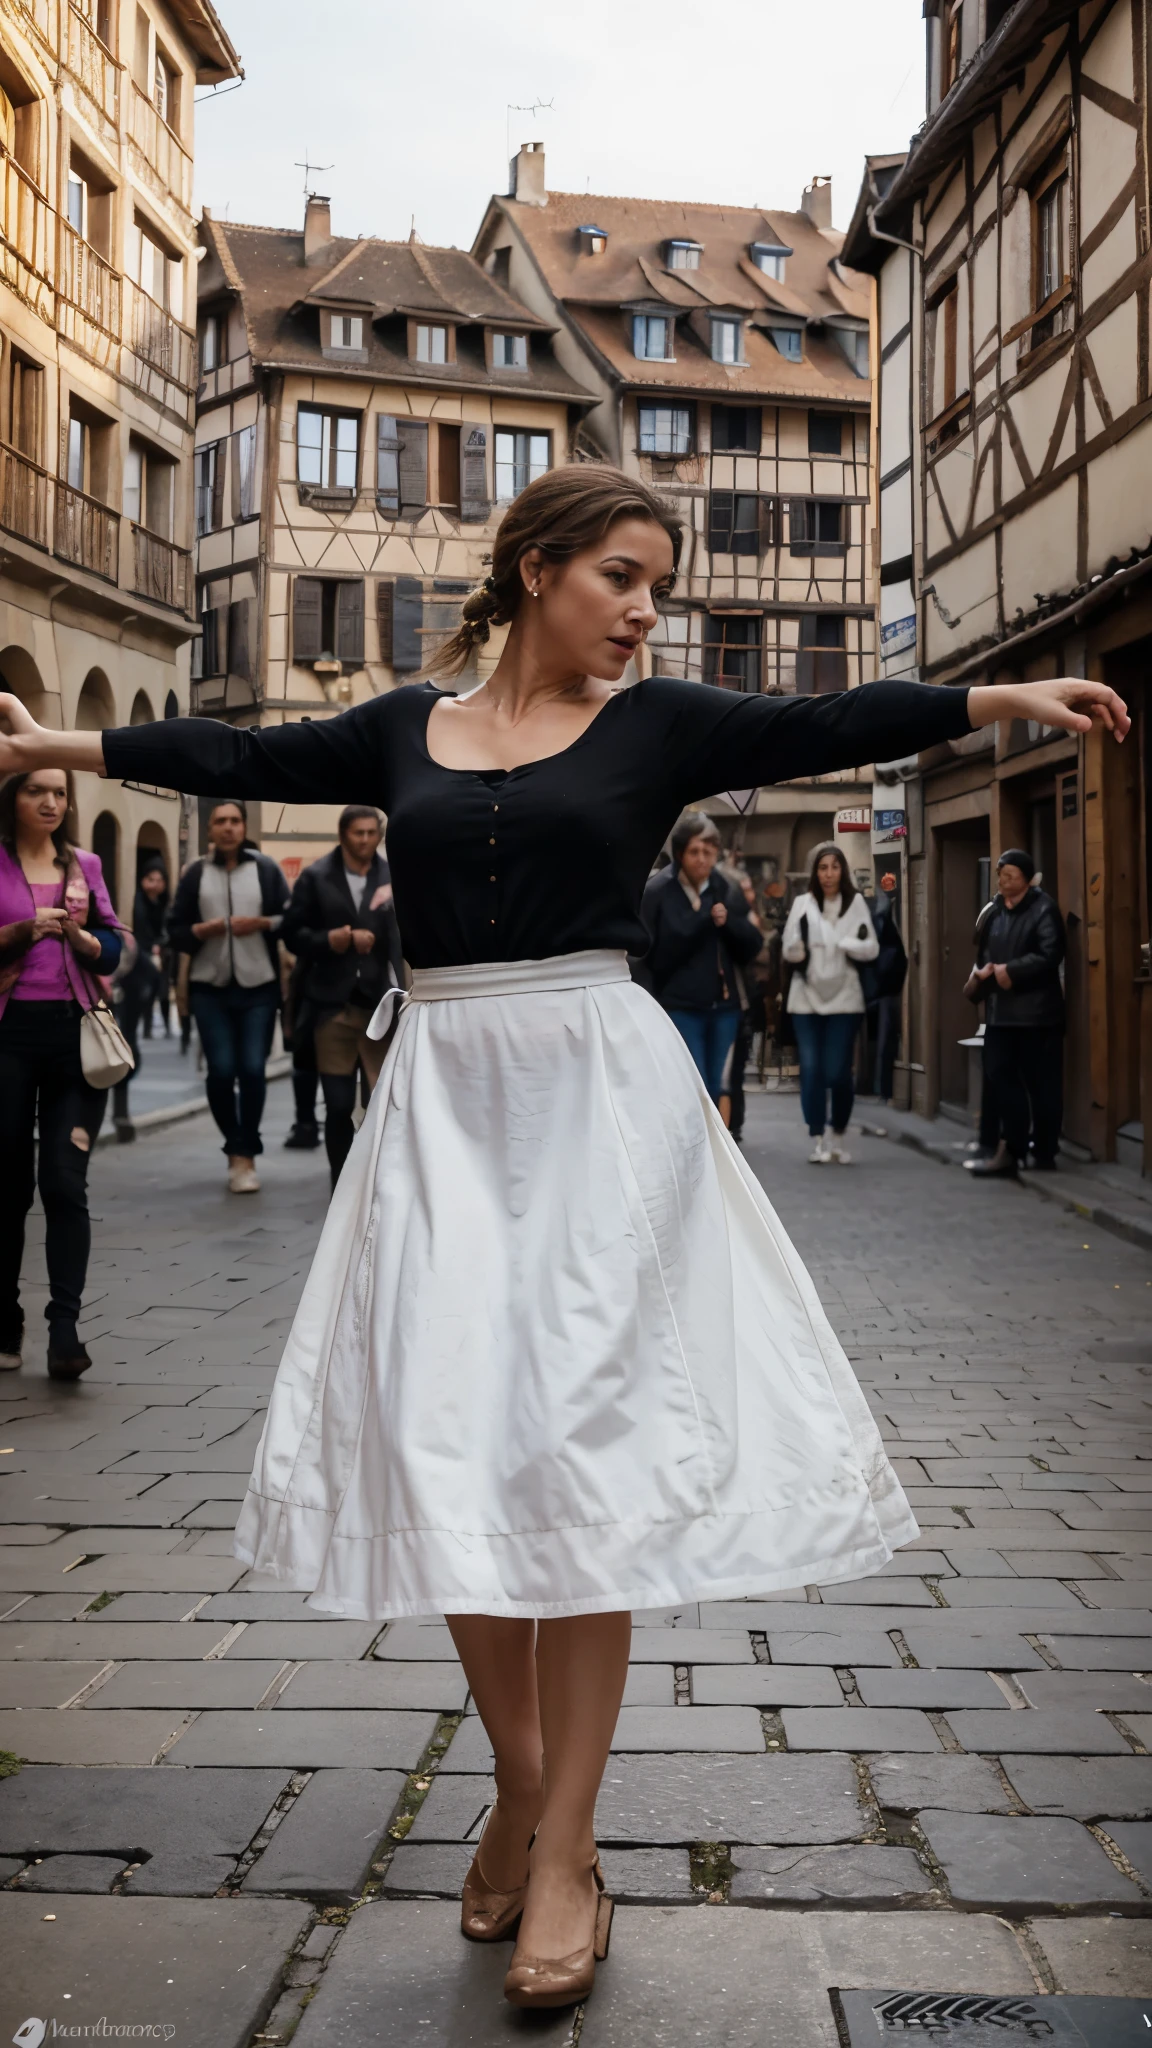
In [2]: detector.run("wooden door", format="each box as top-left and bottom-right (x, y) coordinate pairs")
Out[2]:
(938, 820), (990, 1112)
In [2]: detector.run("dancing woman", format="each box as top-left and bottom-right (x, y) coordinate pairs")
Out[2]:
(0, 466), (1128, 2010)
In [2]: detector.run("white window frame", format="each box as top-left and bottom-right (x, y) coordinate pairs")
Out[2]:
(415, 324), (448, 364)
(638, 404), (692, 457)
(711, 318), (743, 365)
(328, 314), (364, 352)
(297, 405), (359, 491)
(770, 327), (803, 361)
(494, 428), (550, 501)
(491, 332), (528, 369)
(632, 314), (671, 362)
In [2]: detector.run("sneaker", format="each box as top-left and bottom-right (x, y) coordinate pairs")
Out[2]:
(228, 1164), (261, 1194)
(829, 1138), (852, 1164)
(0, 1326), (23, 1372)
(808, 1138), (830, 1164)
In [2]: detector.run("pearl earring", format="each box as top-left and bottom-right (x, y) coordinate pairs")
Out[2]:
(532, 587), (540, 598)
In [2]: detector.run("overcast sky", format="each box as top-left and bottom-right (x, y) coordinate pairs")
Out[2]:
(194, 1), (926, 250)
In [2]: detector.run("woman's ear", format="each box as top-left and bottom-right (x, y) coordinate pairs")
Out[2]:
(519, 548), (545, 597)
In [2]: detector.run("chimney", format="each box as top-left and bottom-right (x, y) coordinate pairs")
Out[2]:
(801, 176), (833, 230)
(509, 141), (547, 207)
(304, 193), (332, 263)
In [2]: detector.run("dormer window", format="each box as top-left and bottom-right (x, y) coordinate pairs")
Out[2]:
(577, 224), (608, 255)
(415, 324), (448, 364)
(751, 241), (791, 281)
(830, 324), (869, 377)
(710, 317), (744, 365)
(665, 239), (702, 272)
(769, 324), (803, 361)
(633, 314), (672, 361)
(328, 314), (363, 351)
(492, 332), (528, 369)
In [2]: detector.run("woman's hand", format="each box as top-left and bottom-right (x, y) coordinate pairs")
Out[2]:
(0, 695), (107, 774)
(30, 905), (69, 942)
(968, 677), (1130, 740)
(61, 917), (101, 959)
(710, 903), (728, 927)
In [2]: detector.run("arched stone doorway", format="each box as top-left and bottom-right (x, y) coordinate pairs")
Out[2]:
(77, 669), (115, 731)
(135, 820), (171, 885)
(130, 689), (155, 725)
(91, 810), (120, 911)
(0, 643), (48, 724)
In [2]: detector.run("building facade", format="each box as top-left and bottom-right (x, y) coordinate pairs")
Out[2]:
(845, 0), (1152, 1172)
(473, 148), (879, 897)
(192, 196), (593, 875)
(0, 0), (239, 905)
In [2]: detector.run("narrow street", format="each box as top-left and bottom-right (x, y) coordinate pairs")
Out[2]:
(2, 1080), (1151, 2045)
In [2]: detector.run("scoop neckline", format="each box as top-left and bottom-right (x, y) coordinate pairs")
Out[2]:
(418, 680), (625, 777)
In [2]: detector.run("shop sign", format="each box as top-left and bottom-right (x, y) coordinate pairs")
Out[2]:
(835, 807), (872, 833)
(872, 807), (907, 849)
(881, 615), (916, 656)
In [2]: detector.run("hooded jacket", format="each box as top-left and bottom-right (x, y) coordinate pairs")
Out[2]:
(973, 886), (1065, 1029)
(640, 865), (762, 1013)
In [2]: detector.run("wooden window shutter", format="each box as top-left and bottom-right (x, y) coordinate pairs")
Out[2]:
(376, 414), (400, 514)
(293, 576), (323, 664)
(199, 605), (220, 677)
(708, 492), (733, 553)
(393, 574), (424, 672)
(227, 598), (252, 681)
(460, 423), (489, 522)
(396, 421), (428, 514)
(210, 441), (226, 531)
(335, 580), (365, 666)
(376, 578), (394, 664)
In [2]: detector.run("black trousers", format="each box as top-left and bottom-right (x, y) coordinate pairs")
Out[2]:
(982, 1025), (1064, 1163)
(0, 1000), (106, 1342)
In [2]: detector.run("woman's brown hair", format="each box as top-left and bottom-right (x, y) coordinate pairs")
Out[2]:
(806, 839), (856, 914)
(429, 464), (683, 681)
(0, 767), (79, 867)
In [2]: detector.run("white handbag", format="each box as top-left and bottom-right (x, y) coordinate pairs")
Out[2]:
(79, 994), (135, 1089)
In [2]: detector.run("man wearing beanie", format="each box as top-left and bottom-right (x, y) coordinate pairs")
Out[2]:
(963, 848), (1066, 1178)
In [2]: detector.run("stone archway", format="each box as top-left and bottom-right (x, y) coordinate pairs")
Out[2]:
(91, 810), (120, 911)
(0, 643), (49, 724)
(76, 668), (115, 731)
(135, 819), (171, 884)
(130, 688), (155, 725)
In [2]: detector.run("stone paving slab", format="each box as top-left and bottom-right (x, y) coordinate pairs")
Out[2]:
(84, 1660), (287, 1708)
(1029, 1918), (1152, 1995)
(0, 1622), (234, 1659)
(866, 1753), (1015, 1815)
(407, 1774), (496, 1845)
(19, 1852), (127, 1890)
(946, 1710), (1135, 1755)
(372, 1621), (459, 1660)
(691, 1664), (844, 1706)
(439, 1706), (768, 1772)
(782, 1708), (942, 1752)
(765, 1629), (902, 1666)
(0, 1662), (109, 1708)
(918, 1810), (1142, 1910)
(1013, 1671), (1152, 1712)
(855, 1669), (1008, 1710)
(243, 1768), (407, 1899)
(0, 1708), (190, 1764)
(167, 1708), (438, 1769)
(220, 1620), (382, 1660)
(288, 1900), (1035, 2048)
(0, 1894), (312, 2048)
(1001, 1757), (1152, 1819)
(623, 1629), (755, 1664)
(594, 1753), (869, 1844)
(278, 1659), (469, 1711)
(0, 1766), (288, 1892)
(729, 1843), (935, 1906)
(383, 1842), (699, 1906)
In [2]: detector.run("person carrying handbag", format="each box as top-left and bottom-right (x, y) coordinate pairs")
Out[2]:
(781, 842), (878, 1164)
(0, 767), (124, 1379)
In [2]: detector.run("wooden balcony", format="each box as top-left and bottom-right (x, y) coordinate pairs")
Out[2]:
(58, 218), (120, 336)
(54, 479), (119, 582)
(0, 442), (50, 550)
(125, 277), (195, 389)
(131, 523), (191, 612)
(128, 81), (193, 213)
(3, 0), (59, 55)
(65, 2), (117, 120)
(0, 151), (55, 317)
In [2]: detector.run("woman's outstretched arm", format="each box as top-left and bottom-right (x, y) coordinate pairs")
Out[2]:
(0, 693), (390, 806)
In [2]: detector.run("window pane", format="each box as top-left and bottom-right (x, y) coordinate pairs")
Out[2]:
(67, 174), (85, 234)
(528, 434), (549, 482)
(494, 429), (515, 500)
(199, 318), (218, 372)
(816, 502), (842, 544)
(334, 416), (358, 489)
(640, 405), (691, 455)
(124, 445), (142, 524)
(297, 408), (323, 484)
(67, 417), (84, 490)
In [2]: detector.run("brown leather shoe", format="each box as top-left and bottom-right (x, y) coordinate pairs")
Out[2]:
(46, 1332), (92, 1381)
(460, 1803), (530, 1942)
(503, 1858), (613, 2010)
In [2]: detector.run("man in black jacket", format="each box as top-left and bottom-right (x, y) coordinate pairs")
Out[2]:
(641, 812), (762, 1115)
(963, 848), (1065, 1179)
(282, 807), (404, 1186)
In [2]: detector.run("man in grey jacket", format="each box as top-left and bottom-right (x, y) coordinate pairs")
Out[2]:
(168, 800), (289, 1193)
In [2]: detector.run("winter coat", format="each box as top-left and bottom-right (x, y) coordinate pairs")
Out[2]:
(972, 887), (1065, 1029)
(782, 890), (878, 1016)
(281, 847), (404, 1016)
(640, 866), (763, 1013)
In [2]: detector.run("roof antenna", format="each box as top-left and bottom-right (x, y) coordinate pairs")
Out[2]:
(506, 97), (553, 169)
(295, 155), (334, 198)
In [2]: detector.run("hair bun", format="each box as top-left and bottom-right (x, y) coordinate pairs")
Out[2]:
(460, 579), (503, 644)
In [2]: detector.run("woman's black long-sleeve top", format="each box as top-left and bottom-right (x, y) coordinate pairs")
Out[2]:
(103, 679), (973, 971)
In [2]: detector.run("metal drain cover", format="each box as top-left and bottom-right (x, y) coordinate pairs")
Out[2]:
(837, 1990), (1152, 2045)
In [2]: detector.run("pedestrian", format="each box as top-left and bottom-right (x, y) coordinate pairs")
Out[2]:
(963, 847), (1066, 1179)
(281, 954), (322, 1154)
(781, 842), (879, 1164)
(0, 768), (122, 1379)
(134, 857), (171, 1037)
(721, 864), (766, 1144)
(282, 806), (404, 1186)
(865, 871), (908, 1104)
(167, 800), (289, 1195)
(111, 857), (169, 1137)
(640, 812), (761, 1114)
(2, 463), (1128, 2013)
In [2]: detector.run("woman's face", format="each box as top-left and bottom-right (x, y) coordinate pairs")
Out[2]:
(140, 869), (167, 899)
(816, 853), (843, 899)
(527, 516), (675, 681)
(16, 771), (68, 839)
(680, 835), (718, 887)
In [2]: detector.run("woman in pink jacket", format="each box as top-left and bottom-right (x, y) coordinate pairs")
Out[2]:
(0, 767), (121, 1379)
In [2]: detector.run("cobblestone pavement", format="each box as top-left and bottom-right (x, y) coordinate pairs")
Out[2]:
(2, 1082), (1152, 2044)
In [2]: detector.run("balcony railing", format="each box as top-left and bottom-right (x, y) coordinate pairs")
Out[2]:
(131, 523), (190, 612)
(5, 0), (59, 53)
(0, 150), (54, 288)
(128, 82), (193, 211)
(66, 2), (117, 120)
(58, 218), (120, 336)
(55, 479), (119, 581)
(125, 277), (195, 388)
(0, 442), (50, 550)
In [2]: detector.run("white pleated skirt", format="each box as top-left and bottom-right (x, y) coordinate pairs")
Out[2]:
(233, 950), (917, 1619)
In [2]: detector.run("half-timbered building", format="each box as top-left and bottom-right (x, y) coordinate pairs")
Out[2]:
(845, 0), (1152, 1172)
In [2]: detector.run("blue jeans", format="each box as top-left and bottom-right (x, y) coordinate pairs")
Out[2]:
(189, 981), (279, 1157)
(667, 1006), (740, 1105)
(792, 1012), (860, 1136)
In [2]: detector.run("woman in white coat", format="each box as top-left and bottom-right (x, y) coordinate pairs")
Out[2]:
(782, 842), (878, 1164)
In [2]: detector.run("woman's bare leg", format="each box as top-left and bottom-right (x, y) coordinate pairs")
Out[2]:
(515, 1610), (631, 1955)
(444, 1615), (544, 1890)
